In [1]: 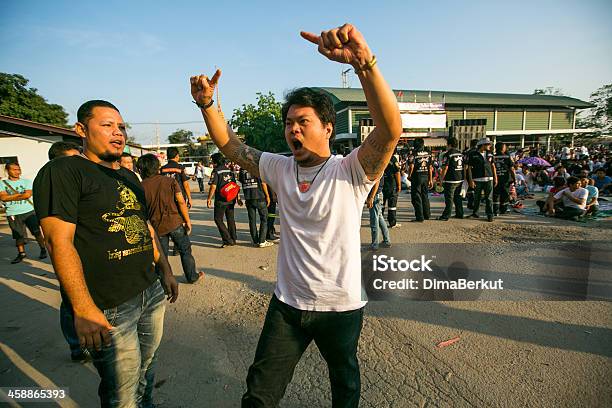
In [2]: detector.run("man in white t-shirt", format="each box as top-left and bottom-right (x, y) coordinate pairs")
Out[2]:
(190, 23), (402, 407)
(552, 176), (587, 220)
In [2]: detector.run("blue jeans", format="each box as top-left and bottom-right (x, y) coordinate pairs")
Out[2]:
(158, 225), (198, 283)
(92, 280), (166, 408)
(246, 199), (268, 244)
(242, 295), (364, 408)
(368, 193), (390, 247)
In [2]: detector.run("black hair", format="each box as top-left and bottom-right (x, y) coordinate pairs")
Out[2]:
(5, 161), (20, 170)
(567, 176), (579, 186)
(167, 147), (179, 160)
(447, 137), (457, 148)
(48, 141), (81, 160)
(211, 152), (225, 166)
(470, 139), (478, 148)
(77, 100), (120, 124)
(282, 88), (336, 145)
(136, 154), (161, 179)
(495, 142), (505, 154)
(120, 152), (132, 158)
(552, 176), (566, 189)
(413, 138), (424, 149)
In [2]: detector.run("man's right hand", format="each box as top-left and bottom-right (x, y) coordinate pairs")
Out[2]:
(469, 181), (476, 189)
(184, 222), (192, 235)
(207, 198), (212, 208)
(366, 197), (374, 209)
(74, 307), (114, 351)
(190, 70), (221, 107)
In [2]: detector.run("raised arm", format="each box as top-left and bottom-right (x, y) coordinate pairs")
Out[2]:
(301, 24), (402, 180)
(190, 71), (262, 177)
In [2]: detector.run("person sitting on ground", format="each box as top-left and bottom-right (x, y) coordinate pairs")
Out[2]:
(591, 168), (612, 195)
(582, 177), (599, 215)
(537, 176), (566, 215)
(551, 176), (587, 220)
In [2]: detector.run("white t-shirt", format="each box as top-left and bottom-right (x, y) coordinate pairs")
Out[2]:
(554, 187), (588, 210)
(259, 148), (375, 312)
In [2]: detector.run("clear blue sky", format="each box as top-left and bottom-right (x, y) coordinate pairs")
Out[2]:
(1, 0), (611, 144)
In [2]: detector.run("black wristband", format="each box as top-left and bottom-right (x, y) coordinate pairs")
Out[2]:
(193, 99), (214, 110)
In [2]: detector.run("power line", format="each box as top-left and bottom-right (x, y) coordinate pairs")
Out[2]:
(127, 121), (203, 125)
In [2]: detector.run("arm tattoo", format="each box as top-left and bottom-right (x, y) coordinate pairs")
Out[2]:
(231, 143), (263, 176)
(360, 132), (396, 178)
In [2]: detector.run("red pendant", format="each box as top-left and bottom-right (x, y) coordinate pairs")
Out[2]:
(299, 181), (311, 193)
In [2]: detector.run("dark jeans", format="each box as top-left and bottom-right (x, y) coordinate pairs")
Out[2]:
(214, 201), (237, 245)
(473, 180), (493, 217)
(246, 199), (268, 244)
(266, 201), (277, 239)
(59, 287), (80, 355)
(410, 178), (430, 221)
(197, 177), (204, 193)
(441, 182), (463, 219)
(555, 207), (585, 219)
(493, 179), (511, 214)
(158, 225), (198, 283)
(242, 295), (364, 408)
(382, 189), (399, 226)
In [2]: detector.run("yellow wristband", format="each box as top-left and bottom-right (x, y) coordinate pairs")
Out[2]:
(354, 55), (377, 74)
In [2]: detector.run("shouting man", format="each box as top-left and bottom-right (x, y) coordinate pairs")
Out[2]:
(190, 23), (401, 407)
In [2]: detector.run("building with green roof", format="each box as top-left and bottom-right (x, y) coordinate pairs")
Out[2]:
(314, 87), (595, 151)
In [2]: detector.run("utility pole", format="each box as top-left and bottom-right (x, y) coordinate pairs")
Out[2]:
(155, 120), (160, 151)
(341, 68), (351, 88)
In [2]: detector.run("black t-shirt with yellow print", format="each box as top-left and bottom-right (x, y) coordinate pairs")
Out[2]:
(34, 156), (156, 310)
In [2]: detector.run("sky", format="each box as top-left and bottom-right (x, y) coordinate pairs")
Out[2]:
(1, 0), (611, 145)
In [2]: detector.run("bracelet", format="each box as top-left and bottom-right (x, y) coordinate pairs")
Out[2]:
(193, 99), (214, 110)
(354, 55), (377, 74)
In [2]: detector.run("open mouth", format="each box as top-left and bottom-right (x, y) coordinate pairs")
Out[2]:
(292, 140), (303, 151)
(110, 140), (124, 149)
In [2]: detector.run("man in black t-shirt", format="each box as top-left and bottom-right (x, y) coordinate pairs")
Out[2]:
(438, 137), (464, 220)
(34, 100), (178, 407)
(239, 167), (272, 247)
(493, 142), (515, 215)
(408, 138), (433, 222)
(467, 137), (498, 221)
(207, 153), (241, 247)
(161, 147), (192, 208)
(382, 152), (401, 227)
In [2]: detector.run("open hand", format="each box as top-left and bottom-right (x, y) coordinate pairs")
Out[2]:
(300, 24), (373, 70)
(160, 273), (179, 303)
(190, 69), (221, 106)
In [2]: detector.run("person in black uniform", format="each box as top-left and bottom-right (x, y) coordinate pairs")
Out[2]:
(408, 138), (433, 222)
(467, 138), (497, 222)
(239, 167), (273, 247)
(382, 151), (402, 228)
(464, 139), (479, 210)
(161, 147), (192, 209)
(207, 153), (241, 247)
(437, 137), (464, 220)
(493, 142), (515, 215)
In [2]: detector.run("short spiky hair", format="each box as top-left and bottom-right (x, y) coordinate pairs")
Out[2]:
(77, 100), (120, 124)
(282, 88), (336, 144)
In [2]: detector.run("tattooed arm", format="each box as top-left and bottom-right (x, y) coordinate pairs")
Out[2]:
(190, 71), (263, 177)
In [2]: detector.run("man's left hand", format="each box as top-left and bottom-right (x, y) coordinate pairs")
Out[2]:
(300, 24), (372, 70)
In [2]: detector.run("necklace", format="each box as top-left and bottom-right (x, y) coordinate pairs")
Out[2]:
(295, 156), (331, 193)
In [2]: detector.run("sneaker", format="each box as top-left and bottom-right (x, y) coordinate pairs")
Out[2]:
(269, 236), (280, 243)
(39, 248), (48, 260)
(220, 242), (235, 248)
(468, 213), (480, 219)
(437, 216), (449, 221)
(454, 215), (464, 219)
(11, 253), (26, 264)
(487, 215), (494, 222)
(388, 223), (402, 229)
(189, 271), (205, 284)
(410, 219), (424, 223)
(258, 241), (274, 248)
(380, 242), (392, 248)
(369, 244), (379, 250)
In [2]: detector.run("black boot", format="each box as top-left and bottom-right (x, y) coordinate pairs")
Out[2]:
(11, 252), (26, 264)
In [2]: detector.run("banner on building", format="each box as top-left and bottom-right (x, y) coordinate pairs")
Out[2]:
(401, 113), (447, 129)
(398, 102), (445, 112)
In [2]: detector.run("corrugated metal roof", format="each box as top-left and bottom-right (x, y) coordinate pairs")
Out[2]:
(313, 87), (593, 108)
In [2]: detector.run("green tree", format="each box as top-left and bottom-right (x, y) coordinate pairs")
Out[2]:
(230, 92), (286, 153)
(533, 87), (565, 96)
(0, 73), (69, 127)
(167, 128), (193, 144)
(576, 84), (612, 134)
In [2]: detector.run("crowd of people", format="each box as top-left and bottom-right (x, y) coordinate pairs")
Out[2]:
(1, 22), (610, 407)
